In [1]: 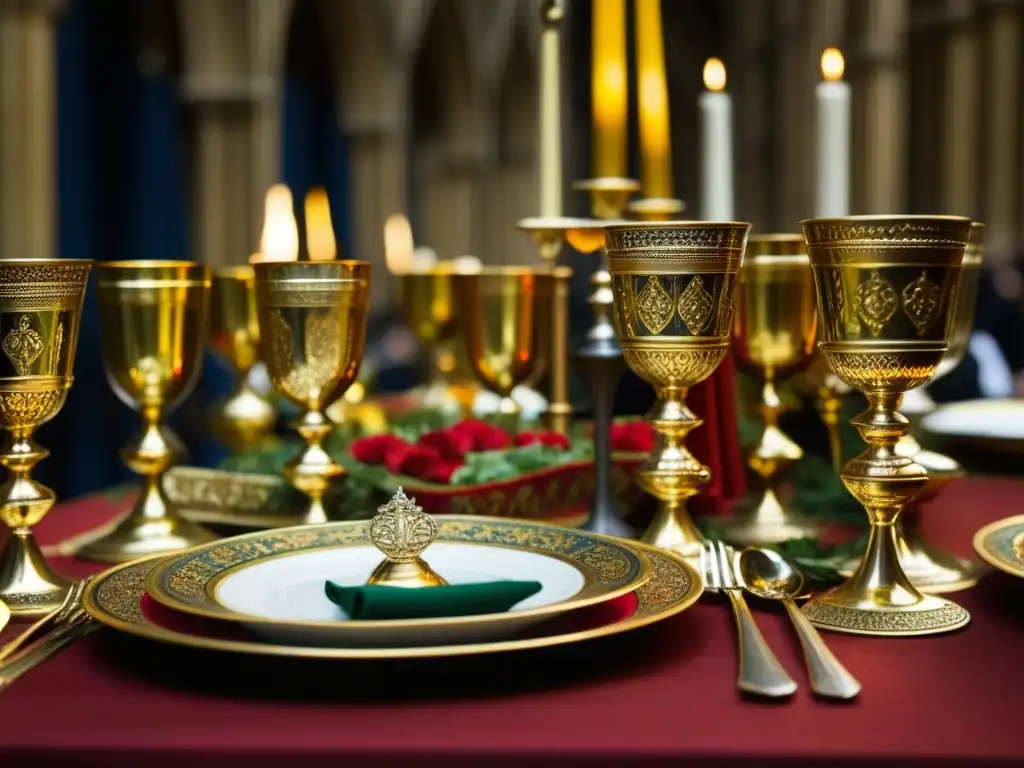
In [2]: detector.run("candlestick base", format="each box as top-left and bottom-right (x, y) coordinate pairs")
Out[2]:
(573, 178), (640, 220)
(627, 197), (686, 221)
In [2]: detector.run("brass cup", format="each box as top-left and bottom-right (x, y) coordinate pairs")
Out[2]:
(800, 215), (972, 636)
(453, 267), (553, 422)
(0, 259), (90, 619)
(254, 260), (370, 524)
(75, 261), (217, 563)
(606, 221), (749, 558)
(210, 266), (276, 450)
(723, 235), (820, 546)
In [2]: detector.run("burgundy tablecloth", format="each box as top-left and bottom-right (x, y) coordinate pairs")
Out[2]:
(0, 477), (1021, 767)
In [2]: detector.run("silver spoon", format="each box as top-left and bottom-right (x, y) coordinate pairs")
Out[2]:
(739, 548), (861, 700)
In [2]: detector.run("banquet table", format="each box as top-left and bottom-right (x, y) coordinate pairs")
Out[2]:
(0, 476), (1020, 767)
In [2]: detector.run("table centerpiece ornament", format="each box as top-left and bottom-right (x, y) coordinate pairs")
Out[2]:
(721, 234), (822, 546)
(0, 258), (91, 618)
(366, 486), (447, 587)
(74, 261), (217, 564)
(799, 214), (971, 636)
(252, 259), (370, 525)
(606, 221), (749, 558)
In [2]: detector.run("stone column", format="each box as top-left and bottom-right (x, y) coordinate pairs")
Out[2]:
(0, 0), (61, 259)
(942, 0), (981, 217)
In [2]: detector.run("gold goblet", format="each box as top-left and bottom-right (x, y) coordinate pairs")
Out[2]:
(210, 266), (276, 450)
(398, 266), (463, 410)
(75, 261), (217, 563)
(0, 259), (90, 618)
(800, 215), (972, 636)
(453, 267), (552, 422)
(606, 222), (749, 558)
(254, 260), (370, 524)
(723, 235), (820, 546)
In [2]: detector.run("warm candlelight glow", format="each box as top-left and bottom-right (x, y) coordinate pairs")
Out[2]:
(383, 213), (414, 274)
(565, 227), (605, 254)
(636, 0), (672, 199)
(451, 255), (482, 274)
(257, 184), (299, 263)
(592, 0), (627, 177)
(411, 246), (438, 272)
(821, 47), (845, 82)
(304, 188), (336, 262)
(703, 58), (726, 92)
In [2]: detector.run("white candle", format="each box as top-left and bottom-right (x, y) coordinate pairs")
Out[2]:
(699, 58), (734, 221)
(538, 0), (562, 217)
(815, 47), (851, 218)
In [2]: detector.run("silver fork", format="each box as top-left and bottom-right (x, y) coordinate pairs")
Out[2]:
(701, 540), (797, 698)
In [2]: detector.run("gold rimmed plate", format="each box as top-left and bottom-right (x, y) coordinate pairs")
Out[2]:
(84, 542), (700, 660)
(973, 516), (1024, 580)
(920, 399), (1024, 456)
(144, 517), (651, 647)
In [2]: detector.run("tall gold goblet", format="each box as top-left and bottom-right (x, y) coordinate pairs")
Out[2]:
(723, 235), (820, 546)
(398, 266), (463, 409)
(606, 222), (749, 558)
(0, 259), (90, 618)
(75, 261), (216, 563)
(254, 260), (370, 524)
(453, 267), (553, 422)
(210, 266), (276, 450)
(800, 215), (972, 636)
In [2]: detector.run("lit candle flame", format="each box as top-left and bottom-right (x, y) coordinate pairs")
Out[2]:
(383, 213), (414, 275)
(257, 184), (299, 263)
(305, 188), (336, 262)
(821, 47), (845, 82)
(703, 58), (726, 92)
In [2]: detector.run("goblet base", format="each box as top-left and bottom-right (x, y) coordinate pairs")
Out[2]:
(74, 488), (217, 564)
(802, 586), (970, 637)
(720, 490), (821, 546)
(0, 528), (72, 620)
(641, 501), (704, 559)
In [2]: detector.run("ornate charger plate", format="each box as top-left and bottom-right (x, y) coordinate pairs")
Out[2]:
(83, 542), (701, 660)
(921, 399), (1024, 455)
(144, 516), (651, 647)
(973, 515), (1024, 580)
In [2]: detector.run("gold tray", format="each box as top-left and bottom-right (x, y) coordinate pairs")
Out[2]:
(83, 541), (702, 660)
(163, 466), (300, 530)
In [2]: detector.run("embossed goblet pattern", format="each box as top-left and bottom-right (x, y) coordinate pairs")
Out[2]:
(606, 222), (749, 558)
(0, 259), (90, 618)
(801, 215), (972, 637)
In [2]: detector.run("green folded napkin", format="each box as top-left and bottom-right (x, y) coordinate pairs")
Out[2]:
(324, 580), (543, 620)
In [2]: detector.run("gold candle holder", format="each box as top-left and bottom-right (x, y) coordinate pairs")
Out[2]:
(842, 222), (988, 593)
(627, 197), (686, 221)
(75, 261), (216, 563)
(0, 259), (90, 618)
(607, 222), (749, 558)
(800, 215), (972, 636)
(254, 260), (370, 525)
(723, 235), (821, 546)
(210, 266), (276, 450)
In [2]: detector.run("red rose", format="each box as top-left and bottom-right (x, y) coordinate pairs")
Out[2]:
(397, 446), (444, 479)
(513, 432), (539, 447)
(352, 434), (410, 465)
(536, 432), (571, 450)
(418, 428), (473, 461)
(611, 422), (655, 453)
(420, 461), (461, 484)
(383, 442), (417, 474)
(449, 419), (512, 452)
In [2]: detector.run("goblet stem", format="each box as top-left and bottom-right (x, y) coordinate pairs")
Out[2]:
(0, 429), (70, 618)
(285, 408), (342, 525)
(219, 369), (276, 451)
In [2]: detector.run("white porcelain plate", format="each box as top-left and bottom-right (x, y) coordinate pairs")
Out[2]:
(921, 399), (1024, 448)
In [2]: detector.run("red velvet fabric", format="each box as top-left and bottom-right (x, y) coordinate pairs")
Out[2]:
(0, 477), (1020, 766)
(688, 356), (747, 511)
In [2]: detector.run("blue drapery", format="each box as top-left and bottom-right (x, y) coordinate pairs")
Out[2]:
(42, 0), (352, 499)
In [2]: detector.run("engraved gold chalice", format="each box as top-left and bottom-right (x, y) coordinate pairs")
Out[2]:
(210, 266), (276, 450)
(0, 259), (90, 618)
(606, 222), (749, 558)
(254, 260), (370, 524)
(75, 261), (217, 563)
(722, 235), (821, 546)
(840, 222), (988, 592)
(453, 267), (553, 422)
(800, 215), (972, 636)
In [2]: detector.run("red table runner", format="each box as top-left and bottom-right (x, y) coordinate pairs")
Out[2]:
(0, 477), (1020, 766)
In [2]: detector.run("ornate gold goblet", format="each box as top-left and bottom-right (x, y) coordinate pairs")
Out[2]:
(800, 215), (972, 636)
(75, 261), (217, 563)
(254, 260), (370, 524)
(723, 235), (820, 546)
(210, 266), (276, 450)
(0, 259), (90, 618)
(843, 222), (987, 592)
(453, 267), (552, 422)
(398, 266), (463, 410)
(606, 222), (749, 558)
